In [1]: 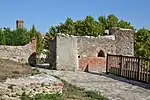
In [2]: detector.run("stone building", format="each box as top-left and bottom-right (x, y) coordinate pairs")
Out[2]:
(16, 20), (24, 29)
(49, 27), (134, 72)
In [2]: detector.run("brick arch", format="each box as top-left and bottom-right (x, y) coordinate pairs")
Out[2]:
(98, 50), (105, 57)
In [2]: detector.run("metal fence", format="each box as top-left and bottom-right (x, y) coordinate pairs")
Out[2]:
(106, 54), (150, 83)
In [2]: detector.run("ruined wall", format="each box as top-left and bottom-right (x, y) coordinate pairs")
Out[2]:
(56, 34), (78, 71)
(110, 27), (134, 56)
(49, 27), (134, 72)
(77, 28), (134, 72)
(77, 35), (116, 72)
(77, 35), (116, 57)
(0, 37), (36, 64)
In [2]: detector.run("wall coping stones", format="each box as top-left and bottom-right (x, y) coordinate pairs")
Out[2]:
(57, 33), (115, 40)
(111, 27), (133, 31)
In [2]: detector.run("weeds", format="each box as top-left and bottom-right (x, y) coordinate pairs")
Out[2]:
(20, 76), (107, 100)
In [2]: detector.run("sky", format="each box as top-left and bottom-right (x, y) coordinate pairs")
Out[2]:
(0, 0), (150, 34)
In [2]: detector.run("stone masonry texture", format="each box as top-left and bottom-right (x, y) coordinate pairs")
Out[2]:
(49, 27), (134, 71)
(0, 37), (36, 64)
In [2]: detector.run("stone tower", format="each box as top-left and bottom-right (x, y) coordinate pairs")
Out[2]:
(16, 20), (24, 29)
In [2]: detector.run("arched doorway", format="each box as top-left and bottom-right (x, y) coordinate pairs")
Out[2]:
(98, 50), (105, 57)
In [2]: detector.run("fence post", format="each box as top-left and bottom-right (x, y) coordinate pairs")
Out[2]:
(137, 58), (140, 80)
(120, 55), (123, 76)
(106, 54), (109, 74)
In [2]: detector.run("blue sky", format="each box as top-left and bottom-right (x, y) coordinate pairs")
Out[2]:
(0, 0), (149, 33)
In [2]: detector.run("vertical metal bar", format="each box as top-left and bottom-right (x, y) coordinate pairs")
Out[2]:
(106, 54), (109, 74)
(129, 57), (131, 78)
(120, 55), (122, 76)
(127, 57), (129, 78)
(135, 58), (138, 80)
(122, 57), (124, 76)
(137, 58), (140, 81)
(143, 59), (146, 82)
(117, 56), (119, 75)
(148, 60), (150, 83)
(131, 58), (133, 79)
(146, 60), (149, 82)
(124, 57), (127, 77)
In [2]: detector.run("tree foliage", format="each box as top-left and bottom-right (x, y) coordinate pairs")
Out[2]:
(44, 14), (134, 52)
(0, 25), (43, 57)
(135, 28), (150, 58)
(44, 14), (150, 58)
(44, 14), (134, 38)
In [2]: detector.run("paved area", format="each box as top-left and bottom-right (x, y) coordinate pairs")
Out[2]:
(38, 68), (150, 100)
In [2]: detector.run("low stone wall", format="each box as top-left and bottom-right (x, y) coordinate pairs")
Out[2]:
(0, 73), (64, 100)
(0, 37), (36, 64)
(0, 45), (30, 63)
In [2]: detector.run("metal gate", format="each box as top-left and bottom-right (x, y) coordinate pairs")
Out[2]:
(106, 54), (150, 83)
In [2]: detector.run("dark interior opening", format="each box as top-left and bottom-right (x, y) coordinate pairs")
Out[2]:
(98, 50), (105, 57)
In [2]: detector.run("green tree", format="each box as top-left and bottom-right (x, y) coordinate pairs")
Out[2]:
(98, 16), (108, 30)
(43, 26), (57, 61)
(44, 26), (57, 50)
(0, 28), (6, 45)
(36, 32), (43, 55)
(135, 28), (150, 58)
(28, 25), (37, 39)
(36, 32), (43, 63)
(118, 20), (134, 30)
(58, 17), (75, 35)
(13, 28), (28, 45)
(3, 27), (12, 45)
(107, 14), (119, 28)
(74, 20), (84, 36)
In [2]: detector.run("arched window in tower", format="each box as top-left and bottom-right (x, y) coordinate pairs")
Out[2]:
(98, 50), (105, 57)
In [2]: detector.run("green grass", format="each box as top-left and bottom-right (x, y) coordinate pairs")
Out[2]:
(20, 77), (108, 100)
(31, 68), (41, 76)
(21, 93), (61, 100)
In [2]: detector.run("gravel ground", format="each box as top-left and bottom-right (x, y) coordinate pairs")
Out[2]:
(38, 68), (150, 100)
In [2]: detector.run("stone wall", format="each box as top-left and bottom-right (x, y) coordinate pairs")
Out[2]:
(0, 37), (36, 65)
(77, 35), (116, 72)
(49, 27), (134, 72)
(77, 35), (116, 57)
(110, 27), (134, 56)
(56, 34), (78, 71)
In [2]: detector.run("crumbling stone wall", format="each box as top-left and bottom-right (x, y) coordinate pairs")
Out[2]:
(0, 37), (36, 64)
(77, 35), (116, 57)
(77, 35), (116, 72)
(49, 27), (134, 72)
(110, 27), (134, 56)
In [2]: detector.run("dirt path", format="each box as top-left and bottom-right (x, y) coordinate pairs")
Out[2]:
(38, 68), (150, 100)
(0, 59), (32, 82)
